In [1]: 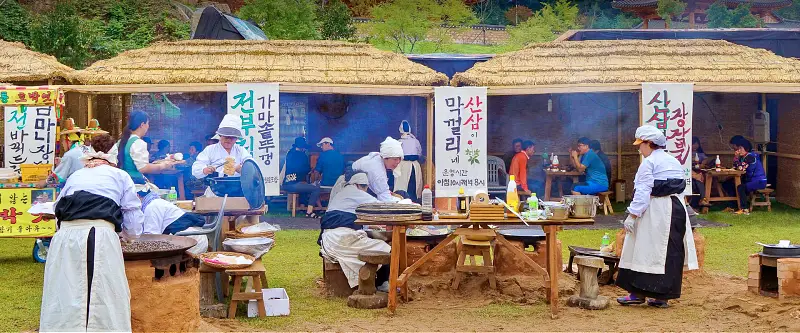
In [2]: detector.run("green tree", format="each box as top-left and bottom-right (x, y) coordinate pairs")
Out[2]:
(656, 0), (686, 28)
(592, 13), (642, 29)
(238, 0), (320, 39)
(368, 0), (477, 53)
(506, 0), (580, 48)
(29, 1), (100, 69)
(706, 2), (759, 28)
(0, 0), (31, 44)
(505, 5), (533, 25)
(320, 0), (356, 40)
(777, 0), (800, 20)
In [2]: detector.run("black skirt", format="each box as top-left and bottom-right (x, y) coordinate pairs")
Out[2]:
(616, 179), (688, 300)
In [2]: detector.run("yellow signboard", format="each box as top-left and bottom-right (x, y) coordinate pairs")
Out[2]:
(0, 188), (57, 238)
(0, 87), (64, 107)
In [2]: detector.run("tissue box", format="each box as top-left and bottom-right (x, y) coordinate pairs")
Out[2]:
(248, 288), (290, 317)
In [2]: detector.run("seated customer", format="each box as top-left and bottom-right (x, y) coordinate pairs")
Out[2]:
(283, 137), (322, 218)
(509, 140), (539, 195)
(570, 137), (609, 195)
(319, 172), (390, 292)
(589, 140), (613, 184)
(503, 138), (523, 172)
(315, 137), (345, 187)
(732, 139), (767, 215)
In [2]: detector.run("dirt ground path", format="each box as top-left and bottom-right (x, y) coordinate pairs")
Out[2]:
(203, 271), (800, 331)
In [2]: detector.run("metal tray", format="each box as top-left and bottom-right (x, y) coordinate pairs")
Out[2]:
(122, 234), (197, 261)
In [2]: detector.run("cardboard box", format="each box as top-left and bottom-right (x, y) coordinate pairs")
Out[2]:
(194, 196), (251, 213)
(248, 288), (290, 317)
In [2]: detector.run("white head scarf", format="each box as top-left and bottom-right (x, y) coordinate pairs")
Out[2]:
(217, 114), (244, 138)
(347, 172), (369, 186)
(399, 120), (416, 139)
(633, 125), (667, 147)
(379, 137), (404, 159)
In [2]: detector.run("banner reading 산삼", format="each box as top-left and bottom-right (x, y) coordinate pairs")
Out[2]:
(0, 188), (57, 238)
(4, 106), (57, 172)
(641, 82), (693, 195)
(226, 83), (280, 196)
(434, 87), (488, 197)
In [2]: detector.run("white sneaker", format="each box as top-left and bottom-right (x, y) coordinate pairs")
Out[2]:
(377, 281), (389, 293)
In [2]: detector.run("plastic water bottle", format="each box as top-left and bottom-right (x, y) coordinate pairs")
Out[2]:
(507, 175), (519, 213)
(527, 192), (539, 211)
(602, 232), (610, 247)
(168, 187), (178, 203)
(715, 155), (721, 172)
(421, 185), (433, 210)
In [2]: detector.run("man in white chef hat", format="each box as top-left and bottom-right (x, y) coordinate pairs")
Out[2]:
(330, 137), (405, 203)
(191, 114), (253, 195)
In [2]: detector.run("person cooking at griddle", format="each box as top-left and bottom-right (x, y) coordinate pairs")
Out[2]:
(191, 114), (252, 196)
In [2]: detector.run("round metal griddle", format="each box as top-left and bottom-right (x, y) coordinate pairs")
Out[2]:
(760, 243), (800, 258)
(122, 234), (197, 261)
(498, 227), (546, 241)
(240, 159), (265, 209)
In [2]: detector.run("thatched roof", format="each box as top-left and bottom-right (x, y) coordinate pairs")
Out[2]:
(451, 39), (800, 86)
(71, 40), (448, 86)
(0, 40), (73, 83)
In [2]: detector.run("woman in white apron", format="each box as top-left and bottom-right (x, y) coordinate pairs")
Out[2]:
(319, 173), (391, 291)
(40, 134), (145, 332)
(617, 125), (698, 308)
(330, 137), (404, 203)
(192, 114), (252, 196)
(395, 120), (423, 202)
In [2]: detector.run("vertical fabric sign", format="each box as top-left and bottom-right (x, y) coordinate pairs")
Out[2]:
(227, 83), (280, 196)
(4, 106), (56, 172)
(434, 87), (488, 197)
(641, 82), (693, 195)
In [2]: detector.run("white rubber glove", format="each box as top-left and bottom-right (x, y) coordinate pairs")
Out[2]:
(623, 215), (636, 233)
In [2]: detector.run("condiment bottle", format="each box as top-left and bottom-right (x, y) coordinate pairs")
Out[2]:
(715, 155), (721, 172)
(421, 185), (433, 210)
(506, 176), (519, 213)
(552, 155), (560, 171)
(457, 187), (468, 214)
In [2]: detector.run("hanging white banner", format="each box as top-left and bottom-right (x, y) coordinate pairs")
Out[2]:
(227, 83), (280, 196)
(641, 82), (693, 195)
(4, 106), (56, 172)
(434, 87), (488, 197)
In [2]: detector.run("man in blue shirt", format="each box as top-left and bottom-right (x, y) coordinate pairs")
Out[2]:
(314, 137), (345, 187)
(570, 137), (609, 195)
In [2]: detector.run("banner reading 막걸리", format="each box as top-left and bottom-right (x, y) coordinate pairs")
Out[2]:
(0, 188), (57, 238)
(226, 83), (280, 196)
(4, 106), (57, 173)
(641, 82), (694, 196)
(434, 87), (488, 197)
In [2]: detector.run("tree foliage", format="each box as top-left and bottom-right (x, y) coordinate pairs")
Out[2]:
(344, 0), (386, 17)
(506, 0), (580, 48)
(706, 2), (759, 28)
(656, 0), (686, 28)
(505, 5), (534, 25)
(777, 0), (800, 20)
(320, 0), (356, 40)
(0, 0), (31, 44)
(238, 0), (320, 40)
(591, 12), (642, 29)
(367, 0), (477, 54)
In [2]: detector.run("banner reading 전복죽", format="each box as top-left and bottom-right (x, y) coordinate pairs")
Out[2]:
(434, 87), (488, 197)
(226, 83), (280, 196)
(641, 82), (693, 195)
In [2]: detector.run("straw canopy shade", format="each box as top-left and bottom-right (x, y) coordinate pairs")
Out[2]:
(451, 39), (800, 86)
(0, 40), (73, 83)
(71, 40), (448, 86)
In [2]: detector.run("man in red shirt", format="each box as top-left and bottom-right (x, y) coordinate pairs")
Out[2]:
(509, 140), (535, 195)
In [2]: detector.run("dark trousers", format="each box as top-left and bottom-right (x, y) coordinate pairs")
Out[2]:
(163, 213), (206, 235)
(284, 182), (321, 207)
(376, 264), (390, 286)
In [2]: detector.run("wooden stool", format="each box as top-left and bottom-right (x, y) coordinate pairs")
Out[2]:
(225, 260), (269, 318)
(323, 258), (354, 297)
(347, 251), (391, 309)
(286, 193), (299, 217)
(567, 256), (609, 310)
(598, 191), (614, 215)
(452, 237), (496, 290)
(750, 188), (774, 212)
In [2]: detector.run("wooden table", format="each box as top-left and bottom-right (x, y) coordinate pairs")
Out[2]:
(701, 169), (745, 213)
(355, 217), (594, 318)
(154, 169), (186, 200)
(544, 170), (584, 201)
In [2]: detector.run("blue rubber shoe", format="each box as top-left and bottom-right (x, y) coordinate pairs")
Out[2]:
(616, 294), (645, 305)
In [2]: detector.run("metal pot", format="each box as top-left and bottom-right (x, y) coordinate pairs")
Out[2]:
(563, 195), (599, 218)
(545, 204), (570, 221)
(758, 242), (800, 257)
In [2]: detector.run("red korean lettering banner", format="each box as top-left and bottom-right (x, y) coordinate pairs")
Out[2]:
(0, 188), (57, 238)
(641, 82), (693, 195)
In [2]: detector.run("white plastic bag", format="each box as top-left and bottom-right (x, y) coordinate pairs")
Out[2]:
(223, 237), (274, 258)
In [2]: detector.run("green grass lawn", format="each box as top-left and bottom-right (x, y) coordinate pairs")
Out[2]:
(2, 203), (799, 331)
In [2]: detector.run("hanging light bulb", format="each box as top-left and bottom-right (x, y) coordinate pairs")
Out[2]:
(547, 94), (553, 112)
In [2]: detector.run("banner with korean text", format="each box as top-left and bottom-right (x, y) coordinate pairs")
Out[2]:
(434, 87), (488, 197)
(227, 83), (280, 196)
(4, 106), (57, 172)
(641, 83), (693, 195)
(0, 188), (57, 238)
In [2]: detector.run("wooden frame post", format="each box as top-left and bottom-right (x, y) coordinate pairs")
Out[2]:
(87, 94), (95, 127)
(762, 93), (768, 173)
(617, 93), (623, 180)
(426, 94), (434, 188)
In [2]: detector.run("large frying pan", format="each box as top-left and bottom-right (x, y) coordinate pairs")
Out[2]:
(122, 234), (197, 261)
(758, 242), (800, 258)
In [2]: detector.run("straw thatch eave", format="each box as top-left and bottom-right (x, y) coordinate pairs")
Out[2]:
(71, 40), (448, 86)
(451, 39), (800, 87)
(0, 40), (74, 83)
